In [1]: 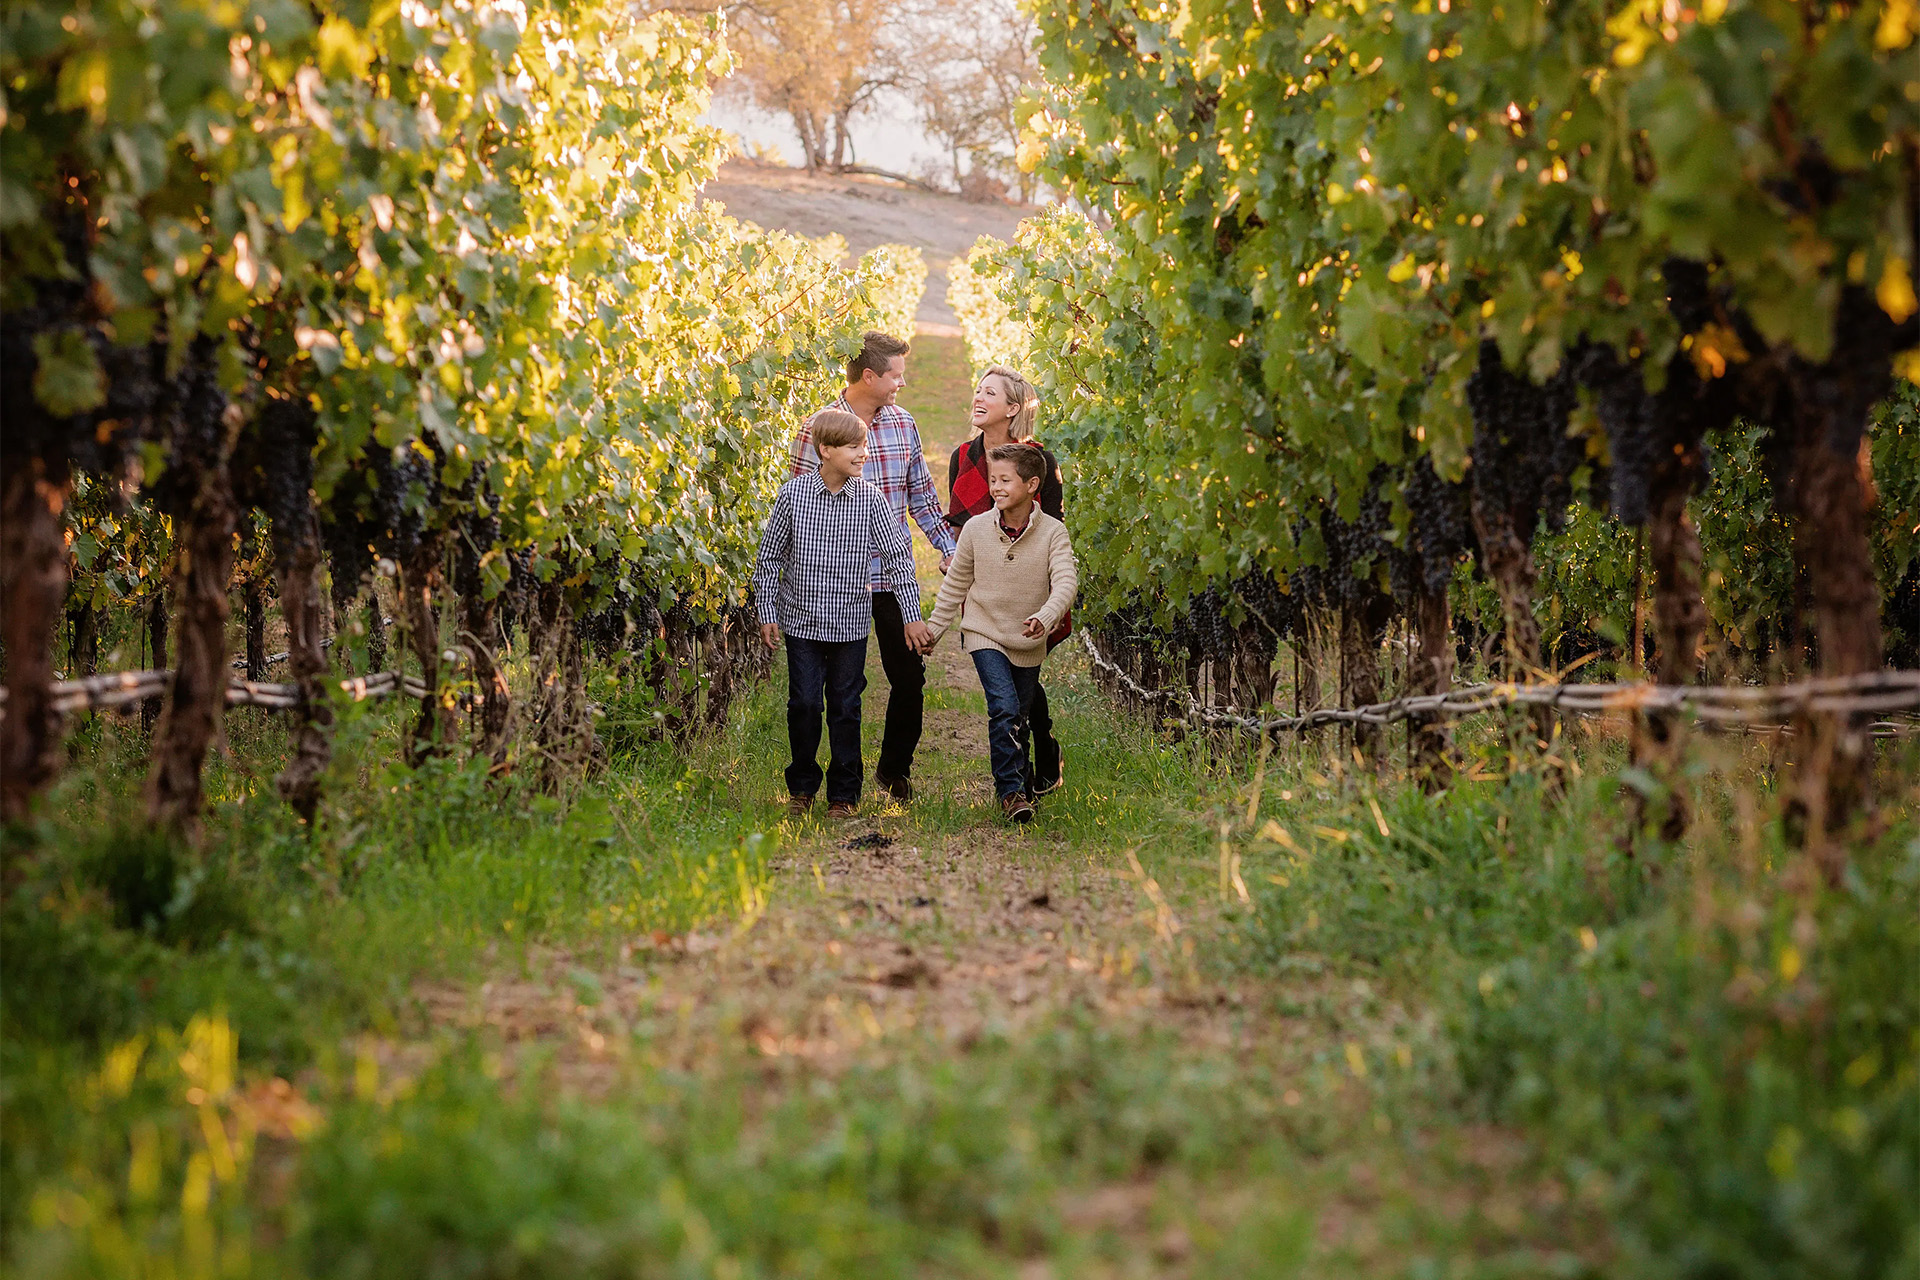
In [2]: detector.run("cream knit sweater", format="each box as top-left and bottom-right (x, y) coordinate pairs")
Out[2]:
(925, 508), (1078, 668)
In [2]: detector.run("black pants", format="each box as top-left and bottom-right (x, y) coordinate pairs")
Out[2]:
(1024, 682), (1061, 790)
(870, 591), (925, 782)
(785, 636), (868, 803)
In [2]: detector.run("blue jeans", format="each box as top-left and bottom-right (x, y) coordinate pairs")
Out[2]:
(786, 636), (868, 803)
(971, 648), (1041, 799)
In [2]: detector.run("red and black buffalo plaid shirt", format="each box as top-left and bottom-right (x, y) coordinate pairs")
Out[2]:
(946, 436), (1070, 646)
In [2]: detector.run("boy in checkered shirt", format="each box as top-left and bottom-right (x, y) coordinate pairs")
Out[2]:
(754, 410), (933, 821)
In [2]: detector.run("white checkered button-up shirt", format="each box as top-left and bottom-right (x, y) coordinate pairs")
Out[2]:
(752, 472), (922, 643)
(790, 397), (957, 590)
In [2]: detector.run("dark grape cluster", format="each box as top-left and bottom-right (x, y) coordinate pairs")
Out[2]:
(577, 569), (674, 660)
(1395, 457), (1472, 600)
(238, 398), (318, 547)
(500, 547), (538, 642)
(1466, 338), (1585, 535)
(143, 342), (231, 518)
(1233, 570), (1298, 639)
(1576, 339), (1734, 525)
(0, 198), (144, 476)
(1168, 586), (1233, 664)
(374, 444), (437, 566)
(451, 472), (501, 604)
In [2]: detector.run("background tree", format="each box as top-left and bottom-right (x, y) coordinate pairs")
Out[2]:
(688, 0), (909, 173)
(903, 0), (1040, 201)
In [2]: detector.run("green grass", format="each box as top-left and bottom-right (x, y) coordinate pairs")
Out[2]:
(3, 650), (1915, 1278)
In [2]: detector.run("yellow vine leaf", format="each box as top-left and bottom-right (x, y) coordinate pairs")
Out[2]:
(1876, 256), (1916, 323)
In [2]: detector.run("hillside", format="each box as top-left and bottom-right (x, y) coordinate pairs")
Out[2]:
(698, 159), (1033, 330)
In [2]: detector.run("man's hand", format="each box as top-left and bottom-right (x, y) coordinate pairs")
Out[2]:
(939, 552), (953, 575)
(904, 620), (935, 653)
(760, 622), (781, 652)
(1022, 616), (1047, 639)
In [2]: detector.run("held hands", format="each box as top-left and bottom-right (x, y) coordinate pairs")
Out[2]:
(939, 553), (954, 575)
(1022, 616), (1047, 639)
(760, 622), (781, 652)
(904, 620), (935, 654)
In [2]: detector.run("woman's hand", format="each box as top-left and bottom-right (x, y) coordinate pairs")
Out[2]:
(1022, 616), (1046, 638)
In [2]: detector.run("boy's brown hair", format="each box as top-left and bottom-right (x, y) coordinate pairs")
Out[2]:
(987, 442), (1046, 485)
(848, 331), (910, 384)
(810, 409), (866, 449)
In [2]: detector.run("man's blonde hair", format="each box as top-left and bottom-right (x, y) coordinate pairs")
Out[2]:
(980, 365), (1037, 439)
(810, 408), (866, 449)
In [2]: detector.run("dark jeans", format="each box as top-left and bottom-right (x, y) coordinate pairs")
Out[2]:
(870, 591), (924, 781)
(971, 648), (1041, 799)
(785, 636), (868, 804)
(1024, 682), (1061, 790)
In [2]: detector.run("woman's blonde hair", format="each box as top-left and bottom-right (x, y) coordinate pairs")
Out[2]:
(979, 365), (1037, 440)
(809, 408), (866, 449)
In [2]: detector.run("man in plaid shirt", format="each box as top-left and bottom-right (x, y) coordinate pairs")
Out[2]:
(788, 331), (957, 801)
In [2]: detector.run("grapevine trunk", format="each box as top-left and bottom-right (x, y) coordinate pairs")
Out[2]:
(399, 534), (455, 766)
(144, 459), (239, 832)
(530, 577), (591, 789)
(1411, 578), (1454, 790)
(1633, 482), (1708, 840)
(1338, 603), (1386, 768)
(273, 512), (334, 823)
(0, 458), (72, 824)
(1780, 432), (1884, 870)
(461, 589), (511, 769)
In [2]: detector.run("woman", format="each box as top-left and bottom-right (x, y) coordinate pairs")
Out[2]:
(946, 365), (1067, 796)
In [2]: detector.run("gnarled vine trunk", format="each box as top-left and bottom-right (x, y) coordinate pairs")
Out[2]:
(1469, 494), (1555, 756)
(243, 578), (268, 681)
(1468, 495), (1542, 682)
(0, 457), (72, 823)
(1750, 285), (1911, 873)
(1633, 480), (1708, 840)
(365, 590), (389, 673)
(1410, 577), (1455, 790)
(1779, 431), (1883, 866)
(461, 588), (511, 769)
(398, 532), (455, 766)
(530, 576), (591, 789)
(144, 372), (241, 833)
(142, 590), (169, 733)
(451, 487), (511, 769)
(1338, 597), (1391, 769)
(273, 514), (333, 822)
(1234, 619), (1278, 711)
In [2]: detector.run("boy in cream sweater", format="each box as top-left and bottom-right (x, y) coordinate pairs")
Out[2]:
(920, 444), (1077, 822)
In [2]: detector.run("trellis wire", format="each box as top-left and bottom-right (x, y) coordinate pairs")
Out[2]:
(0, 669), (425, 718)
(1079, 632), (1920, 740)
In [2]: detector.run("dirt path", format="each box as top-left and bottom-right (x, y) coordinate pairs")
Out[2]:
(413, 636), (1271, 1095)
(698, 159), (1034, 329)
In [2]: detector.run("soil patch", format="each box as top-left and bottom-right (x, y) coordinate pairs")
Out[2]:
(697, 159), (1034, 328)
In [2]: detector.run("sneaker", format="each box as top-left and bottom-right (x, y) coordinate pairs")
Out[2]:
(1001, 794), (1035, 824)
(827, 800), (860, 821)
(874, 769), (913, 802)
(786, 794), (815, 818)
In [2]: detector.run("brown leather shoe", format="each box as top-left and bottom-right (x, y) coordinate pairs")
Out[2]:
(874, 770), (913, 802)
(786, 794), (815, 818)
(827, 800), (859, 821)
(1001, 794), (1035, 824)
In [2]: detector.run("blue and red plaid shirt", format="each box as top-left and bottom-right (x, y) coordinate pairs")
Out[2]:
(789, 396), (957, 591)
